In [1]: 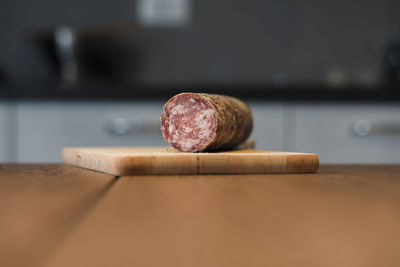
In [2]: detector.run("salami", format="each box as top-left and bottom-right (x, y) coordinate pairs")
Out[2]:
(160, 93), (253, 152)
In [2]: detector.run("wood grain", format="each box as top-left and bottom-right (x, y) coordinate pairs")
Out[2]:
(62, 147), (319, 175)
(2, 165), (400, 267)
(0, 164), (115, 267)
(44, 165), (400, 267)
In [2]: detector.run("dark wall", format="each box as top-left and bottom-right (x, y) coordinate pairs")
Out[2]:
(0, 0), (399, 88)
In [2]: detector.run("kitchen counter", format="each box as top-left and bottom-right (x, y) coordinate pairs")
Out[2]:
(1, 164), (400, 266)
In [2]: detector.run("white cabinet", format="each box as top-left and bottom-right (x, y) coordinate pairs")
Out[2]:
(16, 102), (166, 162)
(249, 102), (285, 151)
(15, 101), (285, 162)
(12, 101), (400, 163)
(0, 102), (12, 162)
(293, 104), (400, 163)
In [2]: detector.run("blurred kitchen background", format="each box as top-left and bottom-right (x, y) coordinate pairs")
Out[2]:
(0, 0), (400, 163)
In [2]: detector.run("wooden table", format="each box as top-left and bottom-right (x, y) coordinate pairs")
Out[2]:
(1, 164), (400, 267)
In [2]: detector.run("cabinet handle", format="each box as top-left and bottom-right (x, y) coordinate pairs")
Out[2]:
(353, 119), (400, 137)
(107, 118), (161, 135)
(107, 118), (132, 135)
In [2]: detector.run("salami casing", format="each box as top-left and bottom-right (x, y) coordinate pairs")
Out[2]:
(160, 93), (253, 152)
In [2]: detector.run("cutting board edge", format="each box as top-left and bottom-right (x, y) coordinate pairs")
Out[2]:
(62, 147), (123, 176)
(62, 147), (320, 175)
(62, 147), (200, 176)
(286, 153), (319, 173)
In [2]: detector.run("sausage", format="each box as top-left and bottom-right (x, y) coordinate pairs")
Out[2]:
(160, 92), (253, 152)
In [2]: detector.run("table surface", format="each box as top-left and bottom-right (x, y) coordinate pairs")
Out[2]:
(1, 164), (400, 267)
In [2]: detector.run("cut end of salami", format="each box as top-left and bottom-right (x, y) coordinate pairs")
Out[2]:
(161, 93), (217, 152)
(161, 92), (253, 152)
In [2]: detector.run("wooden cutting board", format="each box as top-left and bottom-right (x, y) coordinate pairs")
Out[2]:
(62, 147), (319, 175)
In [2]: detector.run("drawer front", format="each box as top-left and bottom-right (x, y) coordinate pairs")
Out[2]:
(16, 101), (284, 162)
(248, 103), (284, 151)
(0, 102), (11, 162)
(293, 104), (400, 163)
(16, 102), (165, 162)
